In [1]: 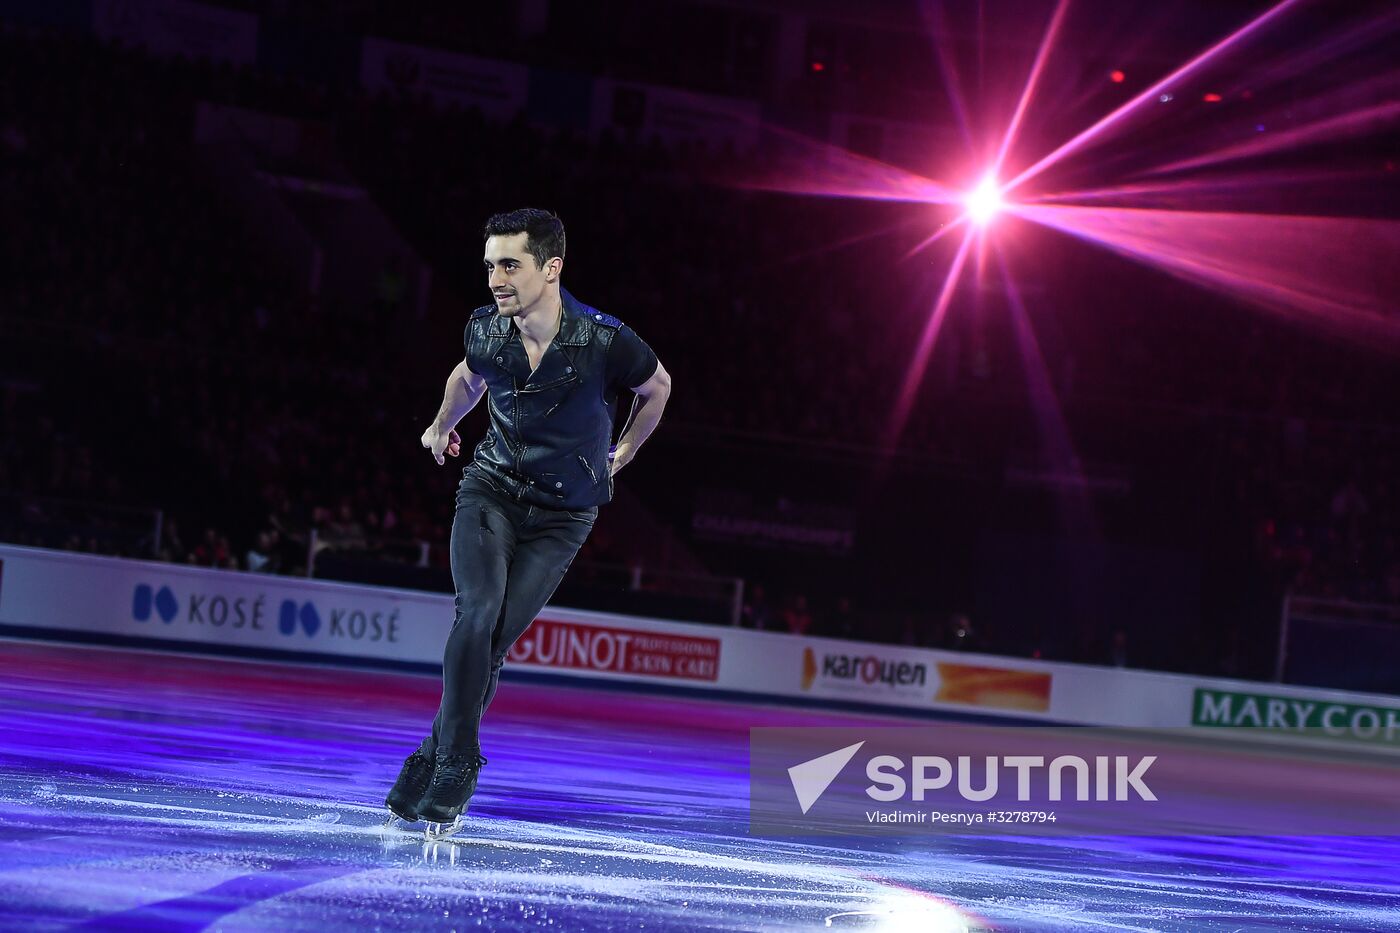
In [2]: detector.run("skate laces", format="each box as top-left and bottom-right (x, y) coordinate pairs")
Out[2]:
(400, 751), (433, 778)
(431, 752), (486, 789)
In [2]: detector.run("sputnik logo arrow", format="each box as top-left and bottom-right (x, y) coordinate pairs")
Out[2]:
(788, 741), (865, 814)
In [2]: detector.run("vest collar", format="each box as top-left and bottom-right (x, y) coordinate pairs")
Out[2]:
(484, 288), (592, 346)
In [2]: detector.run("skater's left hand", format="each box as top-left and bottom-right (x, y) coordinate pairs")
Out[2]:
(608, 443), (634, 477)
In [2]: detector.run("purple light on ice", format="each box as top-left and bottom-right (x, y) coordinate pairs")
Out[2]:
(4, 641), (1400, 929)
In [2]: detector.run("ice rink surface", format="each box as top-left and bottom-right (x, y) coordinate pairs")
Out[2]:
(1, 638), (1398, 931)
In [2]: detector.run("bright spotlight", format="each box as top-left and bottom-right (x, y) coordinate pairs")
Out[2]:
(965, 175), (1004, 225)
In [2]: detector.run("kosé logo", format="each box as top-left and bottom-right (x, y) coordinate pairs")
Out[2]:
(126, 585), (398, 643)
(279, 599), (321, 637)
(132, 583), (273, 631)
(133, 584), (179, 623)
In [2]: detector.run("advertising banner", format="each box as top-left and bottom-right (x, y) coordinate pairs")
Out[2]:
(1192, 687), (1400, 747)
(692, 490), (856, 555)
(0, 546), (447, 664)
(508, 617), (720, 683)
(92, 0), (258, 66)
(796, 643), (1054, 714)
(590, 80), (759, 151)
(0, 547), (728, 679)
(359, 38), (528, 119)
(2, 545), (1396, 753)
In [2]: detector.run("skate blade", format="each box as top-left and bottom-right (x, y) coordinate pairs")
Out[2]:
(423, 815), (468, 841)
(381, 811), (418, 832)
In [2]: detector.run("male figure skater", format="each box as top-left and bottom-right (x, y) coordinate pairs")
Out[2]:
(384, 208), (671, 835)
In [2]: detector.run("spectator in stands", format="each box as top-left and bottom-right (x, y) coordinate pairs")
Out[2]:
(1109, 628), (1129, 668)
(246, 529), (281, 574)
(1381, 560), (1400, 604)
(377, 254), (408, 316)
(782, 594), (814, 636)
(943, 613), (982, 653)
(740, 584), (775, 631)
(897, 613), (930, 647)
(159, 518), (187, 564)
(1330, 474), (1370, 557)
(325, 500), (368, 550)
(826, 595), (857, 640)
(189, 528), (231, 567)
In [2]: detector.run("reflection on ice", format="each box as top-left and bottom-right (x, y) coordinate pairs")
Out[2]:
(827, 891), (974, 930)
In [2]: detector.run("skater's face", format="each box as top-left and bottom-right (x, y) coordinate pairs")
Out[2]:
(484, 233), (560, 318)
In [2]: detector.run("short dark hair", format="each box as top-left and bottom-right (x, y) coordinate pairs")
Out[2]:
(483, 208), (565, 270)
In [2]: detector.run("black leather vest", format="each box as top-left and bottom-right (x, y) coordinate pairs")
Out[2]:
(463, 289), (624, 510)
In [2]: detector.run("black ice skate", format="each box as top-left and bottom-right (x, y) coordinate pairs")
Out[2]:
(417, 751), (487, 839)
(384, 748), (435, 823)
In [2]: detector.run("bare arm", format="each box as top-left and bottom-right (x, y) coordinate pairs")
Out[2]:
(422, 360), (488, 465)
(610, 359), (672, 476)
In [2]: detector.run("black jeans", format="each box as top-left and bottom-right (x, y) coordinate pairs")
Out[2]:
(426, 469), (595, 755)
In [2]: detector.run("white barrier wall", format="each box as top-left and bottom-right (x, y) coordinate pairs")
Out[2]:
(1, 545), (1397, 747)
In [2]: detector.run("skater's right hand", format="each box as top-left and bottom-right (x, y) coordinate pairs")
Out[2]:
(421, 425), (461, 465)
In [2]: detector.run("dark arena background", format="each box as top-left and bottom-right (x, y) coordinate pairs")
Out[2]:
(2, 0), (1399, 930)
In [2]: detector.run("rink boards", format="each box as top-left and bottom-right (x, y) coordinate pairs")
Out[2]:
(0, 543), (1397, 748)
